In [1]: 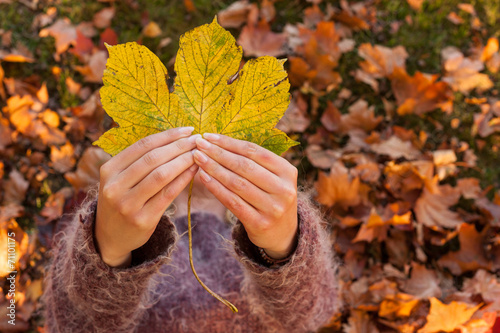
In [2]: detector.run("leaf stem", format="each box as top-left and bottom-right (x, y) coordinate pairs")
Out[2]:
(187, 178), (239, 313)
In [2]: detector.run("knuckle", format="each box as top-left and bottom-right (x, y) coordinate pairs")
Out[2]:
(138, 136), (153, 150)
(289, 165), (298, 178)
(239, 158), (255, 172)
(271, 203), (285, 219)
(116, 199), (132, 216)
(99, 163), (111, 179)
(152, 167), (168, 184)
(228, 196), (242, 212)
(231, 176), (247, 191)
(246, 142), (258, 156)
(143, 150), (158, 166)
(102, 183), (117, 201)
(281, 186), (297, 204)
(174, 139), (185, 151)
(161, 186), (176, 202)
(129, 213), (148, 230)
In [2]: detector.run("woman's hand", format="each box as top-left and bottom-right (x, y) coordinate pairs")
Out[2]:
(192, 133), (298, 260)
(95, 127), (200, 268)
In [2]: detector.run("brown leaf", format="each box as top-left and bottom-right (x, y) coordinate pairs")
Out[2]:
(93, 7), (115, 29)
(403, 263), (442, 299)
(343, 310), (380, 333)
(390, 67), (453, 116)
(355, 44), (408, 92)
(340, 99), (382, 133)
(50, 141), (76, 173)
(315, 161), (361, 208)
(183, 0), (196, 13)
(65, 147), (110, 191)
(463, 269), (500, 306)
(305, 145), (340, 169)
(441, 46), (493, 94)
(2, 170), (29, 205)
(40, 187), (73, 223)
(39, 18), (77, 54)
(371, 136), (421, 160)
(0, 115), (13, 151)
(414, 178), (463, 229)
(238, 18), (286, 57)
(438, 223), (492, 274)
(218, 0), (256, 28)
(74, 50), (108, 83)
(276, 91), (310, 133)
(0, 63), (5, 100)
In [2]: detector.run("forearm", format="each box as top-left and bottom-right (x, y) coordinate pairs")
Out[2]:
(42, 199), (177, 333)
(232, 192), (340, 332)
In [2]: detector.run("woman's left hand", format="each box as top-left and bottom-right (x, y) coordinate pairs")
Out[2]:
(193, 133), (298, 260)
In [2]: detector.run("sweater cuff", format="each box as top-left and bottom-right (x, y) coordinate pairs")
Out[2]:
(76, 198), (176, 275)
(232, 194), (311, 272)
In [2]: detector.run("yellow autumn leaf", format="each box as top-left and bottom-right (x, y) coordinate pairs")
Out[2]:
(418, 298), (482, 333)
(94, 17), (297, 156)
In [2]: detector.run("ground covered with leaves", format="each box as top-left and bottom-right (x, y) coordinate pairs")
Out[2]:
(1, 0), (500, 332)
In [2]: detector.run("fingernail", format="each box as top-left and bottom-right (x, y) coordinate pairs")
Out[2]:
(199, 169), (211, 182)
(194, 150), (208, 163)
(203, 133), (219, 141)
(179, 126), (195, 135)
(188, 134), (202, 143)
(190, 164), (198, 172)
(196, 137), (211, 149)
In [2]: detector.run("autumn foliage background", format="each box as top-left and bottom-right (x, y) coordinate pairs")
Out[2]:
(1, 0), (500, 332)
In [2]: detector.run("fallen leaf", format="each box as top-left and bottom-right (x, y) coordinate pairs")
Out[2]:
(390, 67), (453, 116)
(355, 44), (408, 92)
(142, 21), (162, 38)
(462, 269), (500, 305)
(418, 298), (481, 333)
(217, 0), (256, 28)
(65, 147), (110, 191)
(414, 178), (463, 229)
(315, 161), (361, 208)
(50, 142), (76, 173)
(340, 99), (382, 133)
(93, 7), (115, 29)
(407, 0), (424, 11)
(39, 18), (77, 54)
(74, 50), (108, 83)
(2, 170), (29, 205)
(238, 18), (286, 57)
(438, 223), (492, 274)
(441, 46), (493, 94)
(371, 136), (421, 160)
(183, 0), (196, 13)
(343, 310), (380, 333)
(403, 263), (442, 299)
(276, 91), (310, 133)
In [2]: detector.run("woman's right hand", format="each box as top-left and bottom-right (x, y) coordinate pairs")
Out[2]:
(95, 127), (200, 268)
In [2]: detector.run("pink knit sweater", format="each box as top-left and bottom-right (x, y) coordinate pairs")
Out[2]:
(42, 190), (339, 332)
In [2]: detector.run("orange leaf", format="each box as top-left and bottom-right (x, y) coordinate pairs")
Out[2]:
(418, 298), (481, 333)
(315, 161), (361, 208)
(390, 67), (452, 116)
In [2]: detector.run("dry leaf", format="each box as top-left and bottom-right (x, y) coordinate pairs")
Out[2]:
(390, 67), (452, 116)
(93, 7), (115, 29)
(39, 18), (77, 54)
(315, 161), (361, 208)
(142, 21), (162, 38)
(65, 147), (110, 191)
(418, 298), (481, 333)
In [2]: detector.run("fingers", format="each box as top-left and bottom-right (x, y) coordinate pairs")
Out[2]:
(140, 164), (199, 222)
(126, 151), (197, 209)
(195, 166), (261, 228)
(201, 133), (293, 176)
(101, 127), (195, 175)
(194, 136), (283, 194)
(193, 149), (275, 215)
(117, 134), (201, 189)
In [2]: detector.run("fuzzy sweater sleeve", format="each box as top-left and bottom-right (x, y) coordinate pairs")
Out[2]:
(42, 198), (177, 333)
(232, 190), (340, 332)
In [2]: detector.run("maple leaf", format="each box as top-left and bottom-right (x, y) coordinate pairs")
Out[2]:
(418, 298), (481, 333)
(94, 17), (297, 157)
(94, 17), (297, 313)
